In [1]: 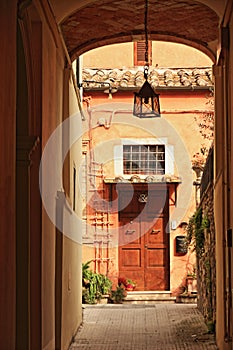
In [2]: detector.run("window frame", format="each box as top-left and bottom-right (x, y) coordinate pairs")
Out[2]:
(114, 138), (174, 179)
(123, 144), (165, 175)
(134, 41), (152, 66)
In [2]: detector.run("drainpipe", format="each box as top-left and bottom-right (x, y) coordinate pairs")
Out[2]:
(76, 56), (83, 103)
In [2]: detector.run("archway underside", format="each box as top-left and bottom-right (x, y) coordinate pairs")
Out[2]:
(60, 0), (219, 62)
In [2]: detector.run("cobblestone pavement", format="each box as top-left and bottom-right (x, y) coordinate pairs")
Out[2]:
(69, 304), (218, 350)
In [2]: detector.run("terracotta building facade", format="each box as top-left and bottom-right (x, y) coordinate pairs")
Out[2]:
(79, 51), (213, 295)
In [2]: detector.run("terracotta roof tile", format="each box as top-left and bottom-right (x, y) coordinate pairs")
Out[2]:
(82, 67), (213, 90)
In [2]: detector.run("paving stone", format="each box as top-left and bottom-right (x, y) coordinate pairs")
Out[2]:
(69, 304), (218, 349)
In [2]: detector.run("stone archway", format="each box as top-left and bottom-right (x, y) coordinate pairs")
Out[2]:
(58, 0), (219, 62)
(16, 14), (43, 349)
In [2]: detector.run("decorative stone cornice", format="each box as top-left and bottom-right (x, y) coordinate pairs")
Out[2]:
(104, 175), (181, 184)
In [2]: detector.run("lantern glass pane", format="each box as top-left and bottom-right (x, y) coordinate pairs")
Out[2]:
(133, 92), (160, 118)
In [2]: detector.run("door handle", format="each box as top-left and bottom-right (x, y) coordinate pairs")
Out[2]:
(125, 229), (135, 235)
(151, 229), (160, 234)
(145, 245), (148, 249)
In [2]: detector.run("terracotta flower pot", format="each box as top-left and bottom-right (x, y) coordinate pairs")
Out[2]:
(126, 284), (134, 291)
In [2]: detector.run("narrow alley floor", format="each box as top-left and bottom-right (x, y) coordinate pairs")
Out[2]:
(69, 303), (218, 350)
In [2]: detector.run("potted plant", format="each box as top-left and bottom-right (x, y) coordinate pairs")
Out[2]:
(98, 274), (112, 304)
(118, 276), (136, 291)
(125, 278), (136, 291)
(82, 261), (112, 304)
(110, 285), (127, 304)
(186, 267), (197, 294)
(118, 277), (127, 288)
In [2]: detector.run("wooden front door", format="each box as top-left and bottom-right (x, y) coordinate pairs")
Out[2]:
(118, 185), (169, 291)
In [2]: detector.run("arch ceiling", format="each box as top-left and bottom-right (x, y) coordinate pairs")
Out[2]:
(51, 0), (222, 62)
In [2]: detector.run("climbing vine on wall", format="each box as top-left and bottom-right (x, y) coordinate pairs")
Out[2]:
(195, 91), (214, 141)
(192, 91), (214, 169)
(186, 207), (210, 257)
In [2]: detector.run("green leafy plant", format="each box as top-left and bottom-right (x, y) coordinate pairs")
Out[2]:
(126, 278), (136, 288)
(110, 286), (127, 304)
(82, 261), (112, 304)
(118, 276), (136, 289)
(186, 207), (209, 257)
(187, 266), (197, 278)
(100, 274), (113, 295)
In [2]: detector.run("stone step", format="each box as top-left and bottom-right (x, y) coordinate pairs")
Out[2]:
(124, 291), (176, 304)
(176, 293), (197, 304)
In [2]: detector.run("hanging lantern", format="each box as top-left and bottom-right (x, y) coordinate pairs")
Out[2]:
(133, 0), (161, 118)
(133, 76), (160, 118)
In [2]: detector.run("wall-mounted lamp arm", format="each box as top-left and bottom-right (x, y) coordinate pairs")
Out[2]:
(78, 80), (117, 98)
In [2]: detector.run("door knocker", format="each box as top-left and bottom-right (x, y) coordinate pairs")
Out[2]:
(138, 193), (148, 203)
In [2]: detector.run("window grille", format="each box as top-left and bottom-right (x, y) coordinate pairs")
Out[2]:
(123, 145), (165, 175)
